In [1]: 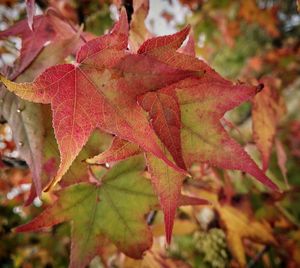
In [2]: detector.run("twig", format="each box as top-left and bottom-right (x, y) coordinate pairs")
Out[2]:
(147, 210), (157, 225)
(275, 202), (300, 228)
(1, 155), (28, 169)
(247, 245), (269, 268)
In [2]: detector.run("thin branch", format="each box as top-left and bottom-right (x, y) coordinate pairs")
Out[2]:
(247, 245), (269, 268)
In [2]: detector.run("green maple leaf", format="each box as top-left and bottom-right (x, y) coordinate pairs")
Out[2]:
(16, 155), (157, 267)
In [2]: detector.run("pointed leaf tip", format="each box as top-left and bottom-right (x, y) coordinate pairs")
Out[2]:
(178, 29), (196, 56)
(25, 0), (35, 31)
(178, 195), (210, 206)
(86, 138), (141, 165)
(138, 24), (191, 54)
(111, 7), (129, 36)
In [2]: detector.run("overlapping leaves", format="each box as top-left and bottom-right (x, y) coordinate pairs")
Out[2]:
(0, 6), (279, 264)
(16, 156), (158, 268)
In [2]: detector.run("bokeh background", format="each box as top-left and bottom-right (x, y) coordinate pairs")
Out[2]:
(0, 0), (300, 267)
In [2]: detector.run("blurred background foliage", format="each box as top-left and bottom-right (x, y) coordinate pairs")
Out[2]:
(0, 0), (300, 267)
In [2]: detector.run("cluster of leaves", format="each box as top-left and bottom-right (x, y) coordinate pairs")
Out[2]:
(0, 0), (299, 267)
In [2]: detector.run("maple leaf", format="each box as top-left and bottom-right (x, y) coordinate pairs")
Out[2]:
(135, 27), (279, 240)
(136, 27), (206, 169)
(217, 204), (277, 267)
(137, 27), (279, 191)
(252, 77), (285, 171)
(15, 155), (158, 268)
(0, 35), (80, 198)
(87, 136), (207, 243)
(0, 9), (76, 79)
(89, 23), (278, 243)
(0, 9), (195, 190)
(139, 88), (185, 169)
(136, 35), (199, 240)
(176, 77), (278, 190)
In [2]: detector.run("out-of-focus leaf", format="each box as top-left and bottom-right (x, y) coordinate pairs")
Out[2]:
(275, 138), (289, 188)
(217, 204), (277, 267)
(124, 239), (192, 268)
(129, 0), (151, 51)
(252, 77), (286, 171)
(239, 0), (279, 37)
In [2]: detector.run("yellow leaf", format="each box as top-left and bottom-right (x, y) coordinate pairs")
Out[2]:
(217, 204), (277, 267)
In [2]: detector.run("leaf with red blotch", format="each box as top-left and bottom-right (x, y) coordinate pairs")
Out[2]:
(252, 77), (285, 171)
(0, 9), (195, 191)
(138, 30), (278, 191)
(0, 10), (76, 79)
(15, 155), (158, 268)
(87, 137), (141, 165)
(26, 0), (35, 31)
(138, 89), (185, 169)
